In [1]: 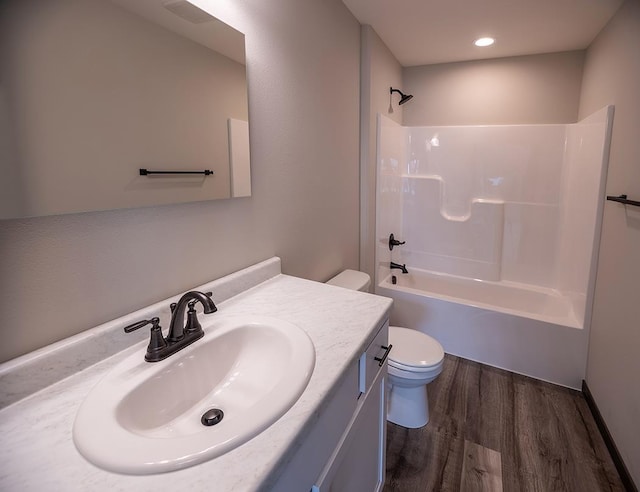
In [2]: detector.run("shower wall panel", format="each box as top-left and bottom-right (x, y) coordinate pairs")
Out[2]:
(556, 106), (613, 323)
(395, 118), (567, 285)
(376, 109), (612, 297)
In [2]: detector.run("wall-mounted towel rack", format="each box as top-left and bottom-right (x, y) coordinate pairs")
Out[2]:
(606, 194), (640, 207)
(139, 168), (214, 176)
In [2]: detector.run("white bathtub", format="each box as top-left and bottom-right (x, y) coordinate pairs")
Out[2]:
(376, 268), (590, 389)
(382, 268), (582, 328)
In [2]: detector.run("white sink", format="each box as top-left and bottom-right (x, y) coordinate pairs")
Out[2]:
(73, 315), (315, 475)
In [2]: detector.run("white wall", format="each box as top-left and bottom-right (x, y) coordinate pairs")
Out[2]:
(359, 25), (403, 283)
(403, 51), (585, 126)
(0, 0), (361, 363)
(579, 0), (640, 485)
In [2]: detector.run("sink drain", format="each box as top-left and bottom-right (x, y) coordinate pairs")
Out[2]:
(201, 408), (224, 426)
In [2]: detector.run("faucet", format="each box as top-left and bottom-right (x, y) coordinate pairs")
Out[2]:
(390, 261), (408, 274)
(167, 291), (217, 343)
(124, 290), (217, 362)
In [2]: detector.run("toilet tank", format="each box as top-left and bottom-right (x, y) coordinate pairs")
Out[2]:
(326, 270), (371, 292)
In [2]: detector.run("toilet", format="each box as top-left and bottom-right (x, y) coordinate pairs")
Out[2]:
(326, 270), (445, 429)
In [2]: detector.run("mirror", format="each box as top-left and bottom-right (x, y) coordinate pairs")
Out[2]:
(0, 0), (251, 219)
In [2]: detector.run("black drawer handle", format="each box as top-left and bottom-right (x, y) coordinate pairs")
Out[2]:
(374, 344), (393, 367)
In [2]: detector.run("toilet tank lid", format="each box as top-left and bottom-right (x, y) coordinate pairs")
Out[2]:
(326, 270), (371, 291)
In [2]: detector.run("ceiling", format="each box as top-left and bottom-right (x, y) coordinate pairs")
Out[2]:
(341, 0), (623, 67)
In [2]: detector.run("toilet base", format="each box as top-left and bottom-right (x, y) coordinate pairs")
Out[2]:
(387, 383), (430, 429)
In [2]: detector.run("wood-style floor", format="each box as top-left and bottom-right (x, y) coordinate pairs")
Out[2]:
(384, 355), (626, 492)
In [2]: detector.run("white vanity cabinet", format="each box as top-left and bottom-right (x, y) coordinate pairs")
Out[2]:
(274, 320), (390, 492)
(312, 321), (389, 492)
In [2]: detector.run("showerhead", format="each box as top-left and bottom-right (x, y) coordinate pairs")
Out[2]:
(399, 93), (413, 104)
(390, 87), (413, 105)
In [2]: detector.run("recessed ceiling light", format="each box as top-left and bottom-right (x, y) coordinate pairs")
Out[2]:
(474, 37), (495, 47)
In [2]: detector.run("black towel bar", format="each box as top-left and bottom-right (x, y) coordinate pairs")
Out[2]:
(139, 168), (214, 176)
(606, 194), (640, 207)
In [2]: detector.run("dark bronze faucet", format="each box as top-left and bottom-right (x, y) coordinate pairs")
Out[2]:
(124, 291), (217, 362)
(390, 261), (408, 274)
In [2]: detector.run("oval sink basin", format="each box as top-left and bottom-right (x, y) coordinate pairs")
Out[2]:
(73, 315), (315, 474)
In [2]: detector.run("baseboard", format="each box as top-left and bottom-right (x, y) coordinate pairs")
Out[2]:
(582, 380), (638, 492)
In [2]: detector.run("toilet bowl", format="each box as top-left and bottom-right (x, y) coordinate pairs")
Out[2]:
(387, 326), (444, 428)
(326, 270), (445, 429)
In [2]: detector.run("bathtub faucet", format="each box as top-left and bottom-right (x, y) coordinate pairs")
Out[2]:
(390, 261), (408, 274)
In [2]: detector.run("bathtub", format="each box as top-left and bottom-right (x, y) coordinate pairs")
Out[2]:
(382, 268), (583, 328)
(376, 268), (590, 389)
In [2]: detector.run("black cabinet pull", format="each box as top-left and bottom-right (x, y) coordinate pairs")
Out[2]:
(374, 344), (393, 367)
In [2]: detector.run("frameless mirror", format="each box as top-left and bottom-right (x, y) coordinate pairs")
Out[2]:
(0, 0), (251, 219)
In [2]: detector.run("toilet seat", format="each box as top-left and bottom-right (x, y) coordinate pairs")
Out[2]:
(388, 359), (442, 373)
(388, 326), (444, 371)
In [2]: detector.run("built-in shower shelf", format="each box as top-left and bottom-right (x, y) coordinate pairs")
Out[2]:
(606, 194), (640, 207)
(400, 174), (504, 218)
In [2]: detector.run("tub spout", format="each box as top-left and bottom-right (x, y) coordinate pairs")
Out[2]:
(390, 262), (408, 274)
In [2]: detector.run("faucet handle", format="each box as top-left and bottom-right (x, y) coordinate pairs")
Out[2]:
(389, 233), (406, 251)
(124, 317), (160, 333)
(123, 317), (169, 362)
(184, 300), (203, 334)
(184, 294), (215, 329)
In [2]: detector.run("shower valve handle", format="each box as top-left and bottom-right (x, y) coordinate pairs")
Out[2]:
(389, 233), (406, 251)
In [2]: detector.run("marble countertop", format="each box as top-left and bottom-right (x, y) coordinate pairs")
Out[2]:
(0, 258), (392, 491)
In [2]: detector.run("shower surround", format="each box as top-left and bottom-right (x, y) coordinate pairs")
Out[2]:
(376, 107), (613, 388)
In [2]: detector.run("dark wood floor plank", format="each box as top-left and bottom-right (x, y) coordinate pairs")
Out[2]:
(460, 440), (503, 492)
(462, 362), (517, 476)
(384, 354), (626, 492)
(385, 417), (462, 491)
(548, 386), (626, 492)
(385, 355), (465, 492)
(511, 378), (570, 492)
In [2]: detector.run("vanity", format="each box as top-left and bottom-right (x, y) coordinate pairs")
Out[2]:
(0, 258), (392, 491)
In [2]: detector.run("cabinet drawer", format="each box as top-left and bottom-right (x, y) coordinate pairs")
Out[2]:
(359, 321), (390, 394)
